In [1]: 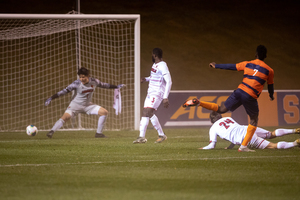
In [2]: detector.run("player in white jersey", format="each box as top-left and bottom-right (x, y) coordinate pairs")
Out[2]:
(133, 48), (172, 144)
(199, 111), (300, 151)
(44, 67), (124, 138)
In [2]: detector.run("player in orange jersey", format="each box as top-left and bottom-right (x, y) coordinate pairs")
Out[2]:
(199, 45), (274, 152)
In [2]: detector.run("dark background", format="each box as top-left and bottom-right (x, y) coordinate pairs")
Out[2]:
(1, 0), (300, 95)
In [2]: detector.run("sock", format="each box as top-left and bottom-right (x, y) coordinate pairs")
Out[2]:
(277, 141), (297, 149)
(241, 124), (257, 146)
(275, 129), (294, 137)
(97, 115), (107, 134)
(199, 101), (218, 111)
(51, 118), (65, 132)
(150, 114), (164, 136)
(139, 117), (149, 137)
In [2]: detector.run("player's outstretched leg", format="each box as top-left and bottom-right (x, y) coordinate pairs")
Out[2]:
(47, 118), (65, 139)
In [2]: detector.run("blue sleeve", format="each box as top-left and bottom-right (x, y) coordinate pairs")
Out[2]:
(215, 64), (237, 70)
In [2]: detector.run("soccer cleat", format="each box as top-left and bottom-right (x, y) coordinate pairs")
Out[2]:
(295, 139), (300, 146)
(46, 130), (54, 139)
(95, 133), (107, 138)
(238, 146), (255, 152)
(155, 135), (167, 143)
(133, 137), (147, 144)
(182, 98), (200, 107)
(294, 128), (300, 134)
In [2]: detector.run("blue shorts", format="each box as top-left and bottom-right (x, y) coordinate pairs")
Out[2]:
(224, 89), (259, 118)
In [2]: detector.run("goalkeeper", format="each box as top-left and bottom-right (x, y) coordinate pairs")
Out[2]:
(199, 111), (300, 150)
(44, 67), (125, 138)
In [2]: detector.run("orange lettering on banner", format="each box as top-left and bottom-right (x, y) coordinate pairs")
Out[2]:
(283, 95), (299, 124)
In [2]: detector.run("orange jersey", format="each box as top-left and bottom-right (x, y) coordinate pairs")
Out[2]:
(236, 59), (274, 99)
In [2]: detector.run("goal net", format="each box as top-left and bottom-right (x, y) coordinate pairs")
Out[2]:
(0, 12), (140, 132)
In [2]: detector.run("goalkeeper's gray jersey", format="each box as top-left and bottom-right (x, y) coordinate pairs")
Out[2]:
(57, 78), (111, 106)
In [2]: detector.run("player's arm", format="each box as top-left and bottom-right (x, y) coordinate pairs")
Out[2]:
(225, 143), (236, 149)
(199, 129), (218, 150)
(45, 80), (81, 106)
(95, 78), (125, 89)
(268, 84), (274, 101)
(141, 77), (150, 83)
(162, 73), (172, 108)
(44, 87), (72, 106)
(267, 69), (275, 101)
(209, 62), (237, 70)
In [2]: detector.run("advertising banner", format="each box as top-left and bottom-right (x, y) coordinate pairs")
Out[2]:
(155, 90), (300, 128)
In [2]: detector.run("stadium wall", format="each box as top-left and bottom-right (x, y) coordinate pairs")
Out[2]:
(155, 90), (300, 128)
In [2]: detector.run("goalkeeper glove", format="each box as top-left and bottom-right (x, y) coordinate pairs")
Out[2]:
(45, 97), (52, 106)
(117, 84), (126, 89)
(182, 98), (200, 107)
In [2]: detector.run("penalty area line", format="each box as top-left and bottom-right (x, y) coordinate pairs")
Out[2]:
(0, 155), (298, 168)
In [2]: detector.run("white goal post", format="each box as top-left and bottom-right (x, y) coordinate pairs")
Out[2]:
(0, 13), (140, 132)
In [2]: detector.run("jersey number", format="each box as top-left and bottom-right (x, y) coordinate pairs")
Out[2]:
(253, 69), (258, 76)
(219, 118), (234, 129)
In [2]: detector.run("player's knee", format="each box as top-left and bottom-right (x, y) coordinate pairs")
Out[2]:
(142, 108), (154, 118)
(266, 142), (277, 149)
(218, 105), (228, 114)
(99, 108), (108, 116)
(249, 115), (258, 126)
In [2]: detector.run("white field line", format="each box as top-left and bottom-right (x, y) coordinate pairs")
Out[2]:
(0, 155), (298, 168)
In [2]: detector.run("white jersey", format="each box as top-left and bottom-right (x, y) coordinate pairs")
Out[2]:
(209, 117), (247, 145)
(57, 77), (111, 106)
(146, 61), (172, 99)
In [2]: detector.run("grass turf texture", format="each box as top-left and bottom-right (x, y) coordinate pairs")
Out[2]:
(1, 129), (299, 200)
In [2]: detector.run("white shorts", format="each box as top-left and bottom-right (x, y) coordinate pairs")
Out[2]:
(65, 102), (100, 117)
(248, 133), (270, 149)
(254, 127), (272, 139)
(143, 94), (163, 110)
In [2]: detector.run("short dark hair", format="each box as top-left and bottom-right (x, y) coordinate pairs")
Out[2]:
(77, 67), (90, 76)
(256, 45), (267, 60)
(153, 48), (163, 59)
(210, 111), (222, 124)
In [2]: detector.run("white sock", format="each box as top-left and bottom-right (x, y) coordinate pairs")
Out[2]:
(150, 114), (164, 136)
(51, 118), (65, 132)
(275, 129), (294, 137)
(277, 141), (296, 149)
(97, 115), (107, 134)
(139, 117), (149, 137)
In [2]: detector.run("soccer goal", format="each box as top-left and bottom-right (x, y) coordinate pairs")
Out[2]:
(0, 12), (140, 132)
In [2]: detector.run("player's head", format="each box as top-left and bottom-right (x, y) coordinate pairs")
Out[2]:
(210, 111), (222, 124)
(152, 48), (163, 59)
(78, 67), (90, 84)
(77, 67), (90, 76)
(256, 45), (267, 60)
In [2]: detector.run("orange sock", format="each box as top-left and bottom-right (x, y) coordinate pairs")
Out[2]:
(241, 124), (257, 146)
(199, 101), (219, 111)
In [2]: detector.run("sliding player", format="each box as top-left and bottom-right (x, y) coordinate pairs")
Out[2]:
(187, 45), (274, 152)
(199, 111), (300, 150)
(44, 67), (124, 138)
(133, 48), (172, 144)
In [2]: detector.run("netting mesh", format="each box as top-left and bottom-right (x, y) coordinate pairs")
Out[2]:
(0, 16), (136, 131)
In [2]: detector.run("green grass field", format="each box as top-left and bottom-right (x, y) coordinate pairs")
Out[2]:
(1, 129), (299, 200)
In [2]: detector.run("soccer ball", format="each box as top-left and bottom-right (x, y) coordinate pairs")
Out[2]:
(26, 125), (38, 136)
